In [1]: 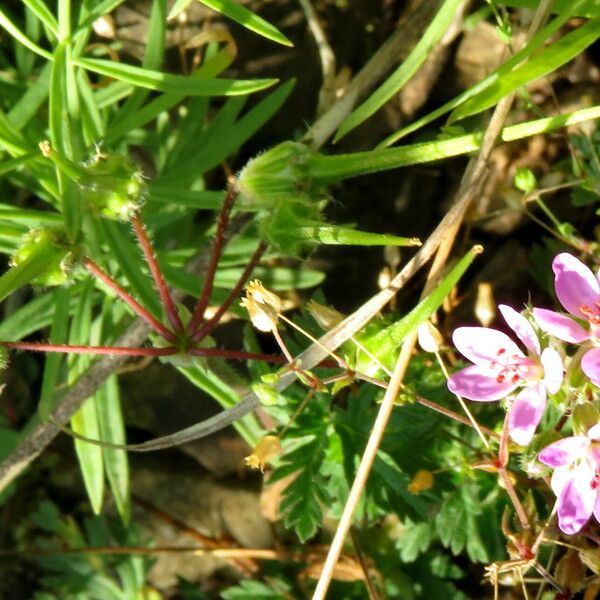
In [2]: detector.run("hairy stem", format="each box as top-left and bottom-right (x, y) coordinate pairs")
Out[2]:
(132, 213), (183, 333)
(187, 187), (237, 336)
(83, 258), (177, 343)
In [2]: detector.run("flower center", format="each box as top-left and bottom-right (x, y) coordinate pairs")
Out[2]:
(489, 347), (538, 384)
(579, 303), (600, 345)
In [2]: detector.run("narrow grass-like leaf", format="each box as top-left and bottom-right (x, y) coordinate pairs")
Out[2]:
(49, 42), (69, 153)
(450, 17), (600, 122)
(8, 62), (51, 128)
(310, 104), (600, 183)
(104, 49), (233, 144)
(0, 204), (62, 227)
(22, 0), (58, 36)
(73, 0), (128, 36)
(170, 0), (292, 46)
(0, 8), (53, 60)
(178, 365), (263, 445)
(77, 69), (105, 143)
(110, 0), (168, 130)
(499, 0), (599, 17)
(38, 287), (70, 419)
(69, 279), (104, 514)
(148, 186), (224, 209)
(291, 225), (420, 247)
(374, 246), (482, 349)
(159, 78), (295, 182)
(0, 153), (39, 177)
(74, 58), (278, 96)
(94, 81), (134, 109)
(99, 220), (163, 317)
(335, 0), (463, 141)
(97, 373), (130, 523)
(0, 243), (68, 303)
(380, 1), (587, 146)
(0, 283), (85, 340)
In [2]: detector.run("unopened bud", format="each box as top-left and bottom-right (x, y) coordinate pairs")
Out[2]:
(417, 321), (443, 353)
(475, 282), (496, 326)
(245, 435), (281, 472)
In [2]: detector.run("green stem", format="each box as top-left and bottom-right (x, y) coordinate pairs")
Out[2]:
(309, 105), (600, 184)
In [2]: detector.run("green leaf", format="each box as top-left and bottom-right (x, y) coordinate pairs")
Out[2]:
(367, 246), (481, 355)
(169, 0), (292, 47)
(450, 17), (600, 122)
(0, 240), (69, 303)
(97, 374), (130, 524)
(8, 61), (52, 128)
(38, 287), (71, 419)
(335, 0), (463, 141)
(178, 364), (262, 445)
(104, 48), (234, 144)
(380, 2), (587, 146)
(74, 58), (278, 96)
(221, 580), (286, 600)
(498, 0), (600, 17)
(69, 280), (105, 514)
(0, 7), (53, 60)
(310, 105), (600, 182)
(22, 0), (59, 36)
(289, 224), (421, 247)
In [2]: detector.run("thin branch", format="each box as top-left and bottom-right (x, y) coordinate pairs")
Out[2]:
(187, 187), (237, 336)
(191, 241), (267, 343)
(84, 258), (177, 343)
(0, 341), (177, 357)
(132, 213), (183, 333)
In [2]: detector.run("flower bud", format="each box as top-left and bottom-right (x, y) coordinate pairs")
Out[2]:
(417, 321), (443, 353)
(236, 141), (314, 208)
(12, 228), (74, 286)
(40, 142), (145, 220)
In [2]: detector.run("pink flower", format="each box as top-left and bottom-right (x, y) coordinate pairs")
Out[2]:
(533, 253), (600, 386)
(448, 305), (563, 446)
(538, 424), (600, 534)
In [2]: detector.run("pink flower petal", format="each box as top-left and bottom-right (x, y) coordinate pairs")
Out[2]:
(532, 308), (589, 343)
(541, 347), (563, 394)
(538, 436), (590, 467)
(553, 253), (600, 318)
(582, 348), (600, 388)
(588, 423), (600, 441)
(499, 304), (540, 355)
(593, 491), (600, 527)
(452, 327), (522, 367)
(556, 465), (596, 535)
(508, 383), (546, 446)
(447, 365), (519, 401)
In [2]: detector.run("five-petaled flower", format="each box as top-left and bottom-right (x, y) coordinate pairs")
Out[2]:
(448, 304), (563, 446)
(533, 252), (600, 387)
(538, 423), (600, 535)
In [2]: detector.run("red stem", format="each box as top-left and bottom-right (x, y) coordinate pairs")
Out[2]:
(83, 258), (177, 343)
(132, 213), (183, 333)
(0, 341), (178, 357)
(190, 241), (267, 342)
(187, 187), (237, 335)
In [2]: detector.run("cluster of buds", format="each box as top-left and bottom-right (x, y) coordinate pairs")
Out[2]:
(447, 253), (600, 535)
